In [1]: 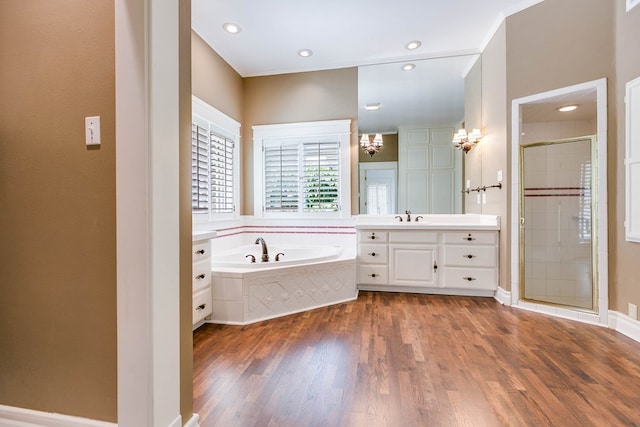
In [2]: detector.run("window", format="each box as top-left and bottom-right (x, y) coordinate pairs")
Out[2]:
(192, 96), (240, 218)
(253, 120), (351, 218)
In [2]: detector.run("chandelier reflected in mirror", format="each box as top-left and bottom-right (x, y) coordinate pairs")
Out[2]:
(360, 133), (384, 157)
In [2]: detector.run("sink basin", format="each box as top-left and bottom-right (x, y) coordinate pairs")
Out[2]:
(355, 214), (500, 230)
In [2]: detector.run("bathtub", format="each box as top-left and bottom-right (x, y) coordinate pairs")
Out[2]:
(209, 245), (357, 325)
(212, 244), (343, 268)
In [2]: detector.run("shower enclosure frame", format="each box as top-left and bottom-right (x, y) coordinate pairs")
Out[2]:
(519, 136), (598, 313)
(510, 78), (608, 326)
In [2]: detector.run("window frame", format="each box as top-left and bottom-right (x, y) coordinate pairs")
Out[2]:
(625, 76), (640, 242)
(253, 120), (352, 218)
(192, 96), (241, 221)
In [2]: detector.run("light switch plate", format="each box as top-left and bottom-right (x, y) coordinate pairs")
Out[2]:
(85, 116), (101, 146)
(497, 169), (503, 183)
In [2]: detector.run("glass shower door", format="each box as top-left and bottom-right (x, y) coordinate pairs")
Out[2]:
(520, 137), (596, 311)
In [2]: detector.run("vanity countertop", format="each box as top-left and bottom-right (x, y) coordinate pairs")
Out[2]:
(355, 214), (500, 231)
(192, 230), (217, 242)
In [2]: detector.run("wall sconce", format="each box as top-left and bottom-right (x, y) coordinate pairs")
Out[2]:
(360, 133), (384, 157)
(452, 128), (482, 153)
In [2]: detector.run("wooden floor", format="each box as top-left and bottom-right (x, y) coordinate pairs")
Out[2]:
(193, 292), (640, 427)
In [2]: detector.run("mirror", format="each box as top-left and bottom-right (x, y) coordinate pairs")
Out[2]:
(357, 55), (481, 214)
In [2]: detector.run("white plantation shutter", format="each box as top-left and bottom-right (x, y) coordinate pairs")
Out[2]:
(209, 132), (234, 213)
(302, 141), (340, 212)
(191, 124), (209, 212)
(191, 124), (236, 214)
(264, 144), (299, 211)
(253, 119), (351, 218)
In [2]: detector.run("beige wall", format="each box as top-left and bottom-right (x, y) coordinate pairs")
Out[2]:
(192, 31), (244, 123)
(479, 0), (621, 304)
(478, 22), (509, 289)
(613, 0), (640, 313)
(242, 68), (359, 215)
(0, 0), (117, 421)
(504, 0), (615, 300)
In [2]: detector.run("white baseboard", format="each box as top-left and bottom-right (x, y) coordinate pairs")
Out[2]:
(0, 405), (116, 427)
(609, 311), (640, 343)
(494, 286), (511, 306)
(183, 413), (200, 427)
(0, 405), (198, 427)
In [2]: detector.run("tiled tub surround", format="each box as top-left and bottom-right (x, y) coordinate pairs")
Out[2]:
(210, 254), (356, 325)
(197, 218), (357, 325)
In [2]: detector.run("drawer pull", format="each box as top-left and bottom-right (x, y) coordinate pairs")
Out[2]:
(195, 274), (206, 280)
(464, 233), (476, 242)
(433, 261), (438, 272)
(195, 249), (206, 255)
(196, 303), (206, 311)
(464, 254), (477, 259)
(368, 273), (378, 278)
(368, 252), (377, 257)
(369, 233), (376, 240)
(462, 277), (476, 281)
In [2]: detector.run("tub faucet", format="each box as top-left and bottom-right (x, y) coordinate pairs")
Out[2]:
(255, 237), (269, 262)
(405, 210), (411, 222)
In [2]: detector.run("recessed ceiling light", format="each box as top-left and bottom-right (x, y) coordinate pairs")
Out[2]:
(557, 104), (579, 112)
(222, 22), (241, 34)
(298, 49), (313, 57)
(402, 63), (415, 71)
(406, 40), (421, 50)
(364, 103), (381, 111)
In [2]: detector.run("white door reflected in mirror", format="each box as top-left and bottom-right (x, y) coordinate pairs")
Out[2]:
(359, 162), (397, 214)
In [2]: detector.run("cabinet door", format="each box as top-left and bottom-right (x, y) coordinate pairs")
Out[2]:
(389, 245), (437, 286)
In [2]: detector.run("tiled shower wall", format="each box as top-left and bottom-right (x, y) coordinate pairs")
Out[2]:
(522, 122), (594, 309)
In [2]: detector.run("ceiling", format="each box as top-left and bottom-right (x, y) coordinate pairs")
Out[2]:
(192, 0), (545, 134)
(192, 0), (542, 78)
(521, 88), (597, 123)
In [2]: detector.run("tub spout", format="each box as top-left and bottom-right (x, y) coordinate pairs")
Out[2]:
(255, 237), (269, 262)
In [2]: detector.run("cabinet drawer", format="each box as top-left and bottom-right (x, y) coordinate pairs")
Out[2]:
(441, 267), (497, 290)
(358, 231), (388, 243)
(358, 265), (388, 285)
(192, 240), (211, 262)
(192, 258), (211, 292)
(389, 230), (438, 244)
(442, 245), (497, 268)
(193, 287), (212, 325)
(442, 231), (497, 245)
(358, 244), (388, 264)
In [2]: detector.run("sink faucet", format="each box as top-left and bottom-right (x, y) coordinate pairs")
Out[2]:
(405, 210), (411, 222)
(255, 237), (269, 262)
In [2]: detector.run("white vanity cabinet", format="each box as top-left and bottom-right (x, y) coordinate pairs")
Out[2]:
(358, 230), (389, 285)
(192, 238), (213, 328)
(356, 215), (499, 296)
(388, 231), (438, 287)
(440, 231), (498, 291)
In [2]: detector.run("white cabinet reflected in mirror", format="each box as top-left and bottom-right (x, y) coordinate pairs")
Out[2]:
(357, 54), (480, 214)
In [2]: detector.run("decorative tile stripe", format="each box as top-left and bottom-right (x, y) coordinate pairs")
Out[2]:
(524, 186), (589, 198)
(212, 225), (356, 239)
